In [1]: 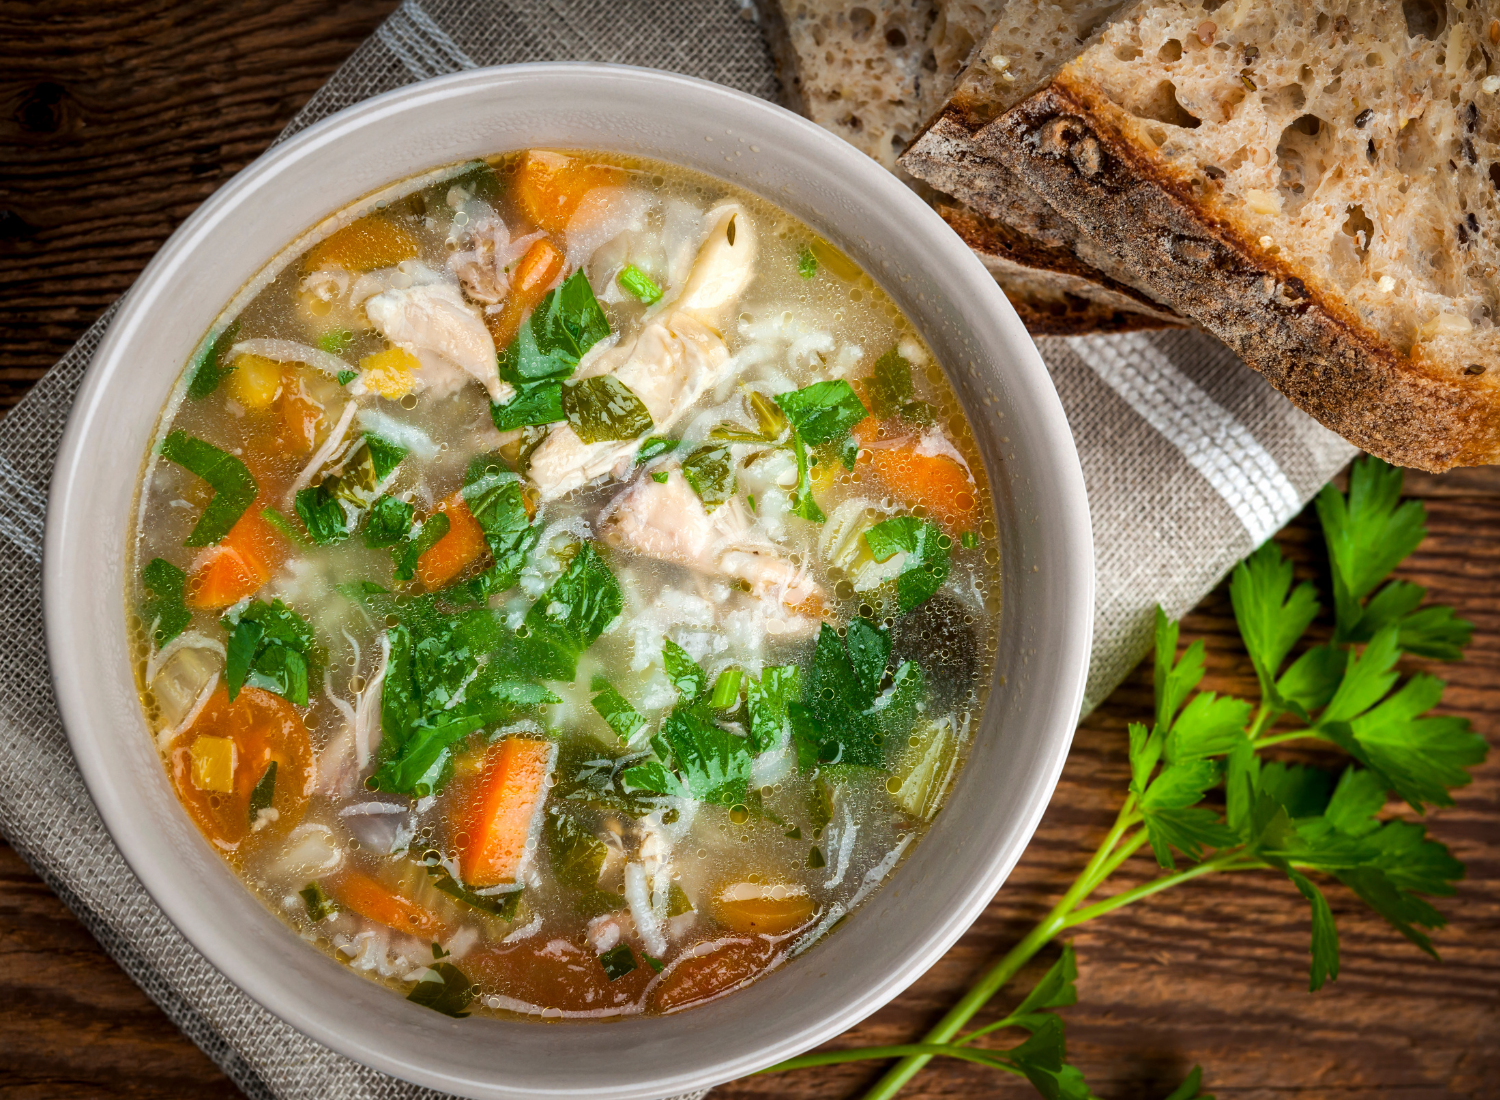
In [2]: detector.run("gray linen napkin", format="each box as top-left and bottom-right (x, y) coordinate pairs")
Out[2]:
(0, 1), (1356, 1097)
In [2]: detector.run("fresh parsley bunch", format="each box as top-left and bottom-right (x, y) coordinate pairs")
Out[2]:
(766, 456), (1487, 1100)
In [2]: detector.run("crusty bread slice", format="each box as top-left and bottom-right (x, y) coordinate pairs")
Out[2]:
(904, 0), (1500, 470)
(757, 0), (1183, 332)
(938, 201), (1184, 331)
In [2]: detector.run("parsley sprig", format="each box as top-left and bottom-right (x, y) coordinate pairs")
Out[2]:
(762, 456), (1486, 1099)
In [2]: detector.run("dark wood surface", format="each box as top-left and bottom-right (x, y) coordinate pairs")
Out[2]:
(1, 4), (1496, 1098)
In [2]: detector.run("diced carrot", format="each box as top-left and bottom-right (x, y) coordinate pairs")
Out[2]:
(513, 150), (622, 236)
(486, 237), (565, 349)
(416, 492), (487, 590)
(453, 738), (555, 888)
(185, 506), (285, 609)
(303, 215), (420, 273)
(858, 438), (978, 537)
(335, 870), (444, 936)
(649, 937), (777, 1014)
(169, 686), (312, 852)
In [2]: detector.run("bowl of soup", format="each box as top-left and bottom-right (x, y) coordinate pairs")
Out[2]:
(45, 64), (1093, 1099)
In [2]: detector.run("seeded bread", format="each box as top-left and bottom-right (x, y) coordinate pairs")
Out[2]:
(904, 0), (1500, 469)
(757, 0), (1184, 333)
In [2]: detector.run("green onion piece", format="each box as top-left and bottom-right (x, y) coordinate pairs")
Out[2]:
(796, 244), (817, 279)
(960, 530), (979, 549)
(709, 667), (744, 709)
(247, 761), (277, 825)
(186, 320), (241, 400)
(299, 882), (339, 922)
(642, 952), (666, 973)
(808, 846), (826, 868)
(618, 264), (663, 304)
(598, 943), (638, 981)
(159, 431), (258, 546)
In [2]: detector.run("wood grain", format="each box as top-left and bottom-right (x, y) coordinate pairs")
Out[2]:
(1, 4), (1496, 1099)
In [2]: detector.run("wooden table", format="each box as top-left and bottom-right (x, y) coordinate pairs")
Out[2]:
(2, 4), (1496, 1097)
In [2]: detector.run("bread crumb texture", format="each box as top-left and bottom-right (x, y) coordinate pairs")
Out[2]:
(1068, 0), (1499, 367)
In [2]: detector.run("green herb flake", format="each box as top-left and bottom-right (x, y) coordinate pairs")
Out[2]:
(598, 943), (638, 982)
(790, 621), (922, 771)
(221, 599), (322, 707)
(141, 558), (191, 647)
(960, 530), (979, 549)
(788, 431), (825, 523)
(247, 761), (277, 825)
(618, 263), (664, 304)
(642, 952), (666, 974)
(186, 320), (241, 400)
(362, 494), (415, 548)
(774, 380), (869, 448)
(562, 375), (655, 443)
(299, 882), (339, 922)
(590, 676), (647, 743)
(336, 370), (357, 386)
(294, 482), (352, 546)
(427, 863), (524, 921)
(490, 380), (566, 431)
(635, 436), (680, 465)
(680, 445), (736, 512)
(549, 811), (609, 889)
(460, 453), (538, 599)
(863, 515), (952, 612)
(807, 846), (826, 868)
(624, 704), (753, 807)
(159, 431), (258, 546)
(662, 639), (707, 703)
(406, 961), (475, 1017)
(651, 470), (670, 484)
(747, 665), (800, 753)
(260, 507), (310, 548)
(498, 269), (611, 385)
(513, 542), (624, 682)
(796, 244), (818, 279)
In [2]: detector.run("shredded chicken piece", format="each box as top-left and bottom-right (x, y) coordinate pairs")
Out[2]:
(526, 312), (731, 501)
(599, 469), (821, 624)
(365, 279), (509, 403)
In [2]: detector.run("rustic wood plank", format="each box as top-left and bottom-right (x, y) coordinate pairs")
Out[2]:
(1, 4), (1496, 1099)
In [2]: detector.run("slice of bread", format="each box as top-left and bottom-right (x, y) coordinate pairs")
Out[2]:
(756, 0), (1184, 333)
(904, 0), (1500, 470)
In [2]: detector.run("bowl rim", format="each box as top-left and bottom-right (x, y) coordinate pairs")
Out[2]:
(45, 60), (1094, 1097)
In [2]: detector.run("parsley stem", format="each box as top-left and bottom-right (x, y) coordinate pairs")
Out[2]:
(1246, 701), (1279, 742)
(765, 1044), (1027, 1076)
(1252, 728), (1323, 749)
(1062, 848), (1248, 928)
(858, 793), (1143, 1099)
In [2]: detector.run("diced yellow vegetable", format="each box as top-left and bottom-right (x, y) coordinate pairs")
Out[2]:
(358, 346), (420, 399)
(810, 451), (838, 494)
(189, 735), (236, 793)
(227, 354), (283, 411)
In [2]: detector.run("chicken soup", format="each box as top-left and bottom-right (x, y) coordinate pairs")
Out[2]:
(129, 150), (1001, 1019)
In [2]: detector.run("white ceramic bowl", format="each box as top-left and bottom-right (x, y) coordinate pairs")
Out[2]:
(45, 63), (1093, 1099)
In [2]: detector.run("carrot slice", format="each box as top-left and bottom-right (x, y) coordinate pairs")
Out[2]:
(185, 506), (285, 609)
(649, 937), (776, 1014)
(277, 372), (324, 454)
(513, 150), (621, 235)
(855, 426), (978, 537)
(453, 738), (555, 888)
(336, 870), (443, 936)
(486, 237), (565, 349)
(416, 492), (487, 590)
(168, 686), (312, 851)
(303, 215), (420, 273)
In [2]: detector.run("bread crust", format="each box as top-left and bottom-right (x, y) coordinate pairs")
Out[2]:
(937, 202), (1184, 331)
(964, 78), (1499, 471)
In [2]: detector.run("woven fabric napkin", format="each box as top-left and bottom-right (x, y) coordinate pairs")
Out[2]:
(0, 1), (1356, 1098)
